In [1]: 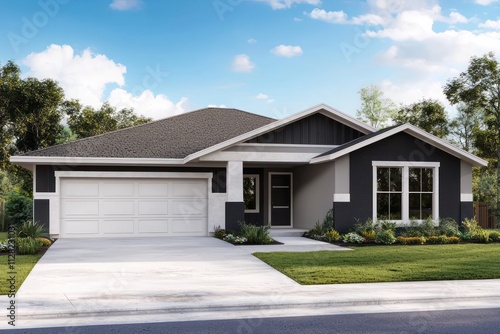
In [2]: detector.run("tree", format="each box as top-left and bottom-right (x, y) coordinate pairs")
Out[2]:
(444, 52), (500, 218)
(356, 85), (396, 129)
(393, 99), (449, 138)
(449, 104), (479, 152)
(0, 61), (65, 159)
(63, 100), (152, 139)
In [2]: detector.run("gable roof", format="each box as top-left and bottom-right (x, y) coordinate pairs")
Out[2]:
(310, 123), (488, 167)
(19, 108), (276, 160)
(184, 103), (376, 162)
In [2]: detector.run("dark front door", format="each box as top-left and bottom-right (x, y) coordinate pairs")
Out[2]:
(270, 173), (292, 227)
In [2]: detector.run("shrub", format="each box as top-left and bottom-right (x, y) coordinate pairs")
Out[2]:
(17, 220), (48, 239)
(361, 230), (376, 242)
(396, 236), (425, 245)
(439, 218), (460, 237)
(375, 230), (396, 245)
(421, 217), (437, 237)
(353, 218), (377, 235)
(342, 232), (365, 244)
(0, 240), (8, 252)
(426, 235), (449, 244)
(37, 238), (52, 247)
(17, 237), (43, 255)
(213, 225), (226, 240)
(447, 236), (460, 244)
(473, 230), (490, 243)
(223, 234), (247, 244)
(324, 229), (341, 242)
(462, 218), (480, 234)
(5, 193), (33, 227)
(307, 221), (324, 238)
(488, 230), (500, 242)
(379, 220), (397, 232)
(322, 209), (335, 231)
(240, 222), (273, 245)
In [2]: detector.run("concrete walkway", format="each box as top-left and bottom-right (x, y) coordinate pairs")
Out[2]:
(4, 236), (500, 329)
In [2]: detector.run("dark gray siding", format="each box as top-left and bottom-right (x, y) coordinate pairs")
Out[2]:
(35, 165), (227, 193)
(225, 202), (245, 231)
(246, 113), (365, 145)
(460, 202), (474, 222)
(34, 199), (50, 231)
(335, 132), (461, 233)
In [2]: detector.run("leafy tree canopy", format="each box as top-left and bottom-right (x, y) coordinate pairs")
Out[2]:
(62, 100), (152, 139)
(356, 85), (396, 129)
(394, 99), (449, 138)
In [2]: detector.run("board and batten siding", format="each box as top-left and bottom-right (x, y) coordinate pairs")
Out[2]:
(246, 113), (365, 145)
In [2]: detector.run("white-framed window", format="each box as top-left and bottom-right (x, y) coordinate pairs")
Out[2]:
(372, 161), (439, 224)
(243, 174), (260, 213)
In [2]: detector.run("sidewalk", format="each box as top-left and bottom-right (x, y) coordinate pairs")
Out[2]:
(5, 237), (500, 329)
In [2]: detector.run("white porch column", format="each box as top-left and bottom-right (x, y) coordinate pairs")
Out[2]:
(226, 160), (243, 202)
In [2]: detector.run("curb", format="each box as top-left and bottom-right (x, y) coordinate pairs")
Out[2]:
(19, 295), (500, 320)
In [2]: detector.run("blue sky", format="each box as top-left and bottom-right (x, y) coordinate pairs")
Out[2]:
(1, 0), (500, 120)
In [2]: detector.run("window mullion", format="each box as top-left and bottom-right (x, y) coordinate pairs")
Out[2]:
(402, 166), (409, 223)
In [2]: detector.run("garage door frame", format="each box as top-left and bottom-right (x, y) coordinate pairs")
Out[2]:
(52, 171), (213, 237)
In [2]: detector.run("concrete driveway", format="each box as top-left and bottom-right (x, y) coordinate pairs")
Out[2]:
(17, 237), (298, 312)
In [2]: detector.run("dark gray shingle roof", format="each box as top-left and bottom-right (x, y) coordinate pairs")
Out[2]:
(23, 108), (277, 159)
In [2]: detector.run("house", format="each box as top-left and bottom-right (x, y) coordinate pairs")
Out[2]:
(10, 104), (487, 237)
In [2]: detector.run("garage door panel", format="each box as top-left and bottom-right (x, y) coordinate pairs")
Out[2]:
(171, 199), (207, 216)
(60, 177), (208, 237)
(102, 200), (135, 215)
(62, 220), (99, 234)
(138, 182), (169, 197)
(61, 200), (99, 216)
(101, 182), (135, 197)
(172, 218), (205, 234)
(172, 180), (207, 197)
(138, 200), (168, 215)
(62, 181), (99, 197)
(101, 220), (135, 234)
(138, 219), (169, 233)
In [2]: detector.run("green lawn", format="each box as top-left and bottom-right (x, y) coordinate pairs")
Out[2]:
(254, 244), (500, 285)
(0, 254), (42, 295)
(1, 232), (42, 295)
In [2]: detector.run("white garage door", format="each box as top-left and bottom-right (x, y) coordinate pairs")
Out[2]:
(60, 178), (208, 237)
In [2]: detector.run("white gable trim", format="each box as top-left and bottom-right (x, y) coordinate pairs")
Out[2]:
(310, 123), (488, 167)
(184, 103), (375, 163)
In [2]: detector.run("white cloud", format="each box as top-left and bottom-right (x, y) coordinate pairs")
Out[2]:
(270, 45), (303, 57)
(474, 0), (498, 5)
(107, 89), (187, 120)
(380, 79), (449, 108)
(232, 54), (255, 73)
(294, 17), (303, 22)
(247, 38), (257, 43)
(253, 0), (321, 10)
(308, 8), (348, 24)
(479, 19), (500, 30)
(256, 93), (275, 103)
(446, 11), (468, 24)
(24, 44), (126, 108)
(109, 0), (142, 10)
(366, 10), (435, 41)
(207, 104), (228, 108)
(24, 44), (188, 120)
